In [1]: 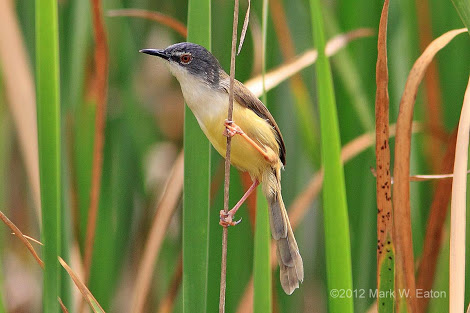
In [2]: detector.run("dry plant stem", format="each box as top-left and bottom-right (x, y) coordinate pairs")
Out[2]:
(0, 0), (41, 216)
(132, 152), (184, 313)
(450, 75), (470, 313)
(107, 9), (187, 37)
(0, 211), (44, 268)
(237, 0), (251, 55)
(59, 297), (70, 313)
(416, 130), (457, 313)
(84, 0), (109, 284)
(219, 0), (239, 311)
(157, 255), (183, 313)
(392, 28), (467, 313)
(375, 0), (393, 263)
(59, 257), (106, 313)
(415, 0), (445, 173)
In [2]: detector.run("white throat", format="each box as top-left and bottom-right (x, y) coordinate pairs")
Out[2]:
(168, 62), (228, 127)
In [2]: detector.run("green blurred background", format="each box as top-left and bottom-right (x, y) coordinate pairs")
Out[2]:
(0, 0), (469, 312)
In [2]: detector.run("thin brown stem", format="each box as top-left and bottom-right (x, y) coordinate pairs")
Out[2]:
(219, 0), (239, 312)
(0, 211), (44, 268)
(416, 129), (457, 313)
(84, 0), (109, 290)
(107, 9), (187, 38)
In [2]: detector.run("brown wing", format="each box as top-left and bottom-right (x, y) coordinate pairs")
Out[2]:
(220, 77), (286, 166)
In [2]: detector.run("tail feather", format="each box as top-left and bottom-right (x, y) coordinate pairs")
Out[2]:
(267, 193), (287, 240)
(264, 168), (303, 295)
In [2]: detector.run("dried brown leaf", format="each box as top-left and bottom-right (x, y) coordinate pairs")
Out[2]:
(392, 28), (466, 312)
(375, 0), (393, 284)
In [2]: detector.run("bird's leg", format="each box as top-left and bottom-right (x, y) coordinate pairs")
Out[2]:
(220, 179), (260, 227)
(224, 120), (277, 164)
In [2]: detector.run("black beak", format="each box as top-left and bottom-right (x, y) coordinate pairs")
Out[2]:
(139, 49), (170, 60)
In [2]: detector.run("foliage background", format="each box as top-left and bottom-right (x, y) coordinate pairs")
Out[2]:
(0, 0), (469, 312)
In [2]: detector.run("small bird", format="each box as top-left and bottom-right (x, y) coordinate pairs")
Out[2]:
(140, 42), (303, 294)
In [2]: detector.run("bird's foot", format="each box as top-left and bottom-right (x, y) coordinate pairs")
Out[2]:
(223, 120), (244, 137)
(219, 210), (242, 227)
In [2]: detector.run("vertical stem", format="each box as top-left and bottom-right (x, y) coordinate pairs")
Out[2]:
(253, 0), (271, 311)
(83, 0), (109, 283)
(184, 0), (211, 312)
(219, 0), (239, 312)
(36, 0), (61, 309)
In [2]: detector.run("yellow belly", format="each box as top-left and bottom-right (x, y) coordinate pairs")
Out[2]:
(199, 101), (279, 179)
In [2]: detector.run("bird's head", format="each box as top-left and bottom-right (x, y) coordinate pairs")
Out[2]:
(140, 42), (223, 88)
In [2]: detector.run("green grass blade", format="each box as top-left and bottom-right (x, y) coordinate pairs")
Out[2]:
(0, 86), (7, 313)
(36, 0), (61, 310)
(183, 0), (211, 312)
(253, 0), (272, 310)
(253, 193), (272, 312)
(308, 0), (353, 312)
(451, 0), (470, 34)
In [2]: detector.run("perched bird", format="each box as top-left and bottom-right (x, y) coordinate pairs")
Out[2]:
(140, 42), (303, 294)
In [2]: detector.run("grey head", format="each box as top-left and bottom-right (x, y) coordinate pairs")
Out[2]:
(140, 42), (223, 88)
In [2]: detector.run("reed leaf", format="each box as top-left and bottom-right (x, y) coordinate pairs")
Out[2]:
(183, 0), (211, 312)
(308, 0), (353, 311)
(36, 0), (61, 310)
(253, 0), (271, 310)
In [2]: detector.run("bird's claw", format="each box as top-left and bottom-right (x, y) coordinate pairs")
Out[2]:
(223, 120), (244, 138)
(219, 210), (242, 227)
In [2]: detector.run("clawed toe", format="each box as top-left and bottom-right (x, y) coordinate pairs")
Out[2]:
(219, 210), (242, 227)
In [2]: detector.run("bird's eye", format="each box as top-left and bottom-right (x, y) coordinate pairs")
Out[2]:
(180, 54), (193, 64)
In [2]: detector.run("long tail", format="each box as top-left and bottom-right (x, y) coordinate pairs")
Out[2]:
(263, 168), (304, 295)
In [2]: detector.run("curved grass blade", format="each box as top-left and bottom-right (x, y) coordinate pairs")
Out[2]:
(392, 27), (467, 312)
(308, 0), (353, 311)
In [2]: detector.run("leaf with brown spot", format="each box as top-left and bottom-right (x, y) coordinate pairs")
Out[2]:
(375, 0), (394, 310)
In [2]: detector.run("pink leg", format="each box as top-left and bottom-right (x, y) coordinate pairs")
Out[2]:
(220, 179), (260, 227)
